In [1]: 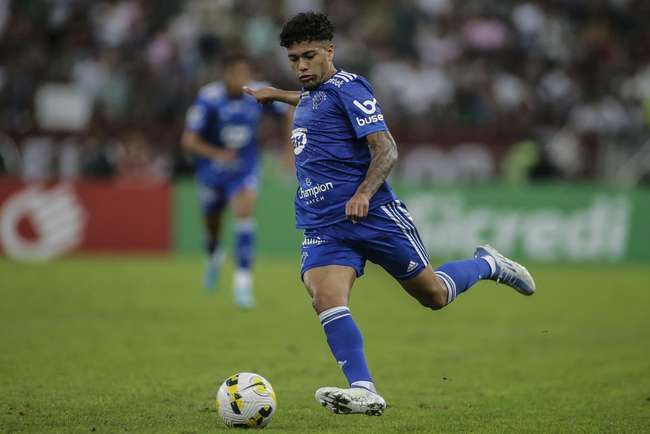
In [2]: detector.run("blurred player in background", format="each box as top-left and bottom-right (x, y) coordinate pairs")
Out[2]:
(245, 12), (536, 415)
(182, 52), (291, 309)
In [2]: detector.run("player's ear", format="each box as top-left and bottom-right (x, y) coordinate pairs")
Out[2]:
(326, 43), (334, 62)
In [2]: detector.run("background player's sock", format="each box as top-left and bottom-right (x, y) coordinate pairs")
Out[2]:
(435, 258), (493, 303)
(205, 238), (224, 265)
(203, 242), (223, 292)
(234, 218), (255, 270)
(205, 238), (217, 256)
(320, 306), (376, 393)
(233, 218), (255, 307)
(233, 269), (252, 292)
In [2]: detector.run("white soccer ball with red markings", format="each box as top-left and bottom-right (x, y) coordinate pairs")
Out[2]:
(216, 372), (277, 428)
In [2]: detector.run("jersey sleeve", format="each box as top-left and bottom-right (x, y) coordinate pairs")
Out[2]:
(335, 80), (388, 139)
(185, 98), (211, 135)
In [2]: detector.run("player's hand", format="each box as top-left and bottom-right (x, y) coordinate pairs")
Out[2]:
(242, 86), (278, 104)
(345, 192), (370, 223)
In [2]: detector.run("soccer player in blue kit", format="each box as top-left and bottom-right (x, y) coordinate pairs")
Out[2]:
(245, 12), (536, 415)
(182, 52), (291, 309)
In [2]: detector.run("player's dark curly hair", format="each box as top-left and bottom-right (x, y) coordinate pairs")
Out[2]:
(280, 12), (334, 48)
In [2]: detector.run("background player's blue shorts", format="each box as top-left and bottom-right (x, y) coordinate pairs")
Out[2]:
(197, 171), (258, 215)
(300, 200), (430, 281)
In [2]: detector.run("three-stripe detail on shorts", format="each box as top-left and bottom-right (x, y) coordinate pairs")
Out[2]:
(380, 201), (429, 267)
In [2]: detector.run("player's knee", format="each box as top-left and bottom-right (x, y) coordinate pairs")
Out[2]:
(420, 298), (445, 311)
(311, 291), (346, 313)
(418, 290), (447, 311)
(233, 207), (254, 219)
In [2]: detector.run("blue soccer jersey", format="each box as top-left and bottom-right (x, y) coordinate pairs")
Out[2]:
(186, 81), (286, 187)
(292, 70), (396, 229)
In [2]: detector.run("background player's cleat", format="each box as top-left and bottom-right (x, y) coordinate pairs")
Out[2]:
(234, 286), (255, 310)
(474, 244), (536, 295)
(315, 386), (386, 416)
(203, 259), (220, 293)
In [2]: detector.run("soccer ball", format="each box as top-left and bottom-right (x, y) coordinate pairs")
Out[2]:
(216, 372), (277, 428)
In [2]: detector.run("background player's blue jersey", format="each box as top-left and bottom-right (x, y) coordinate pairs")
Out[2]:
(185, 81), (286, 187)
(292, 70), (396, 229)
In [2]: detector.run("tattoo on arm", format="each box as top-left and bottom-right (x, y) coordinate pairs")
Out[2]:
(356, 131), (398, 197)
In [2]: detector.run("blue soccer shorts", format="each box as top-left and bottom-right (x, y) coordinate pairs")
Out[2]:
(197, 172), (258, 215)
(300, 200), (430, 281)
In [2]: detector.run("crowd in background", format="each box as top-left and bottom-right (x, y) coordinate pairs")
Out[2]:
(0, 0), (649, 183)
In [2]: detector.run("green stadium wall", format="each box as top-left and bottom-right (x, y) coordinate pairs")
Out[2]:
(173, 159), (650, 262)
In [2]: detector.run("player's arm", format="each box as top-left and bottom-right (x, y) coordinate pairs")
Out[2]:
(282, 106), (296, 170)
(243, 86), (301, 106)
(181, 131), (236, 162)
(345, 131), (398, 223)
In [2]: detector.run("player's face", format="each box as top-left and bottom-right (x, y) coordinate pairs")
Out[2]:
(224, 61), (252, 97)
(286, 41), (335, 90)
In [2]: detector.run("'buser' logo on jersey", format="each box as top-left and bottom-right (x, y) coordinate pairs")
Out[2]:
(353, 98), (384, 127)
(353, 98), (378, 114)
(292, 128), (307, 155)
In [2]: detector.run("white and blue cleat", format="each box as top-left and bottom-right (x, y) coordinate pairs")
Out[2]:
(234, 287), (255, 310)
(474, 244), (536, 296)
(315, 386), (386, 416)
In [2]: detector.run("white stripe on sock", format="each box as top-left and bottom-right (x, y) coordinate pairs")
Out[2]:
(321, 313), (351, 327)
(435, 270), (457, 303)
(319, 306), (350, 324)
(235, 218), (255, 232)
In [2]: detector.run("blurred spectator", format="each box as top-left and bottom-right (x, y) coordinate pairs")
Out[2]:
(0, 0), (648, 183)
(114, 132), (169, 182)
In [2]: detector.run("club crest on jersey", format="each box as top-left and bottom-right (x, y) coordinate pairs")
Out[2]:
(312, 91), (327, 110)
(292, 128), (307, 155)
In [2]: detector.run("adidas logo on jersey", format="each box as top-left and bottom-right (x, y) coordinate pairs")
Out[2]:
(406, 261), (418, 273)
(326, 77), (344, 87)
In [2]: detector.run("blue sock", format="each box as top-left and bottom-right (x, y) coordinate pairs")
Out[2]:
(435, 258), (492, 303)
(234, 218), (255, 270)
(320, 307), (376, 393)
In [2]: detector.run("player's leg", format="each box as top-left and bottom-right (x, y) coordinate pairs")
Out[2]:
(374, 200), (534, 310)
(199, 184), (226, 292)
(304, 265), (374, 391)
(402, 245), (535, 309)
(399, 259), (492, 309)
(399, 265), (448, 310)
(229, 184), (256, 309)
(303, 265), (386, 415)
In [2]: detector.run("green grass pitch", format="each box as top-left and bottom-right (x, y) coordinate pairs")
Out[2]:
(1, 256), (649, 433)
